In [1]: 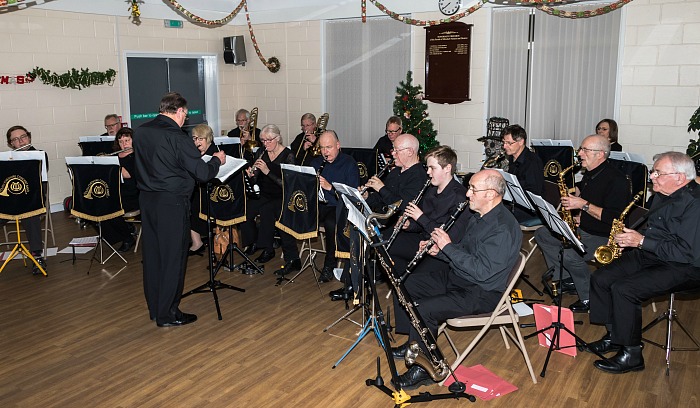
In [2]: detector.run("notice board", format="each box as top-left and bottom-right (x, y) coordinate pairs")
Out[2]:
(424, 22), (472, 104)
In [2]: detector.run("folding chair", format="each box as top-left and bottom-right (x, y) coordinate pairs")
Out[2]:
(123, 209), (142, 253)
(437, 253), (538, 384)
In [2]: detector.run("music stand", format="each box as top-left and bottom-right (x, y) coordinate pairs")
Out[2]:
(524, 192), (611, 377)
(0, 154), (47, 276)
(182, 155), (248, 320)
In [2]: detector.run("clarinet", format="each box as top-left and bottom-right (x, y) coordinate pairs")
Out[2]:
(358, 158), (395, 194)
(386, 178), (432, 249)
(245, 147), (264, 197)
(399, 200), (469, 283)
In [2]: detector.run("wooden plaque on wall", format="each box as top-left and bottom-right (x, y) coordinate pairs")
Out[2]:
(424, 22), (472, 104)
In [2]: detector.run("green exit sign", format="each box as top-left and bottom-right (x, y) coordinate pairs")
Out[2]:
(164, 20), (183, 29)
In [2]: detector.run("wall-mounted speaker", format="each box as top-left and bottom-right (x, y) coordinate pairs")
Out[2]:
(223, 36), (246, 66)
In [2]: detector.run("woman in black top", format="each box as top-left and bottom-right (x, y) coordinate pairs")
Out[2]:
(596, 119), (622, 152)
(189, 124), (219, 255)
(239, 124), (298, 264)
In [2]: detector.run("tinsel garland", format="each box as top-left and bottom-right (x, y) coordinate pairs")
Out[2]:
(535, 0), (634, 19)
(368, 0), (488, 26)
(244, 1), (280, 73)
(165, 0), (245, 26)
(27, 67), (117, 90)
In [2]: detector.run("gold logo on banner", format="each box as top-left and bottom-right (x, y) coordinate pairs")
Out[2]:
(210, 185), (234, 202)
(0, 175), (29, 197)
(287, 190), (308, 212)
(84, 179), (109, 199)
(544, 160), (562, 178)
(357, 162), (368, 180)
(343, 221), (351, 238)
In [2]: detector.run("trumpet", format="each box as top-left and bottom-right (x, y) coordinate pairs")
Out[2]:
(98, 147), (133, 156)
(358, 157), (395, 194)
(12, 144), (33, 151)
(386, 178), (432, 248)
(594, 191), (644, 265)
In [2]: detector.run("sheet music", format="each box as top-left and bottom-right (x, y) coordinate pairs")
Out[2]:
(609, 151), (646, 164)
(342, 195), (370, 241)
(65, 156), (120, 166)
(550, 139), (574, 147)
(79, 136), (115, 143)
(214, 136), (239, 145)
(201, 155), (247, 183)
(530, 139), (553, 146)
(333, 182), (372, 215)
(527, 192), (584, 252)
(69, 236), (99, 246)
(1, 151), (48, 181)
(494, 169), (535, 211)
(280, 163), (321, 202)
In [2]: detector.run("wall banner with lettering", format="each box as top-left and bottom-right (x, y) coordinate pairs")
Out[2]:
(424, 22), (472, 104)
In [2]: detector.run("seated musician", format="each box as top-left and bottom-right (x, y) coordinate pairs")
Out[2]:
(373, 116), (402, 168)
(307, 130), (359, 283)
(188, 124), (219, 255)
(588, 152), (700, 373)
(390, 169), (522, 389)
(101, 127), (138, 252)
(596, 119), (622, 152)
(363, 133), (428, 216)
(239, 125), (301, 270)
(227, 109), (261, 140)
(290, 113), (318, 166)
(5, 125), (48, 274)
(501, 124), (544, 222)
(534, 135), (630, 312)
(102, 114), (122, 136)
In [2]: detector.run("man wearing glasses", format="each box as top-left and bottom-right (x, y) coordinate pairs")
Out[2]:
(102, 114), (122, 136)
(227, 108), (261, 143)
(534, 134), (629, 313)
(588, 152), (700, 374)
(290, 113), (318, 166)
(373, 116), (403, 170)
(501, 124), (544, 222)
(391, 169), (522, 389)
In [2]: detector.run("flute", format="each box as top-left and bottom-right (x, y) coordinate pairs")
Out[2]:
(358, 157), (395, 194)
(99, 147), (133, 156)
(12, 144), (33, 151)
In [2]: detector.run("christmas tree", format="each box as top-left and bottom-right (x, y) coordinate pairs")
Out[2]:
(393, 71), (438, 157)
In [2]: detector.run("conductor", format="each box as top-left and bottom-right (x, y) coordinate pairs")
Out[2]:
(135, 92), (226, 327)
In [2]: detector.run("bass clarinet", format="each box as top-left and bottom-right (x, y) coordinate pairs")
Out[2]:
(386, 178), (432, 248)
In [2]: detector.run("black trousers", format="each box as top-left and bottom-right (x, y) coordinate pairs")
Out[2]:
(393, 265), (501, 354)
(20, 215), (43, 255)
(140, 192), (190, 322)
(319, 204), (339, 269)
(590, 250), (700, 346)
(101, 217), (132, 246)
(239, 196), (299, 262)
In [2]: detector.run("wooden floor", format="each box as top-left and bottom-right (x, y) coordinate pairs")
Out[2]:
(1, 213), (699, 407)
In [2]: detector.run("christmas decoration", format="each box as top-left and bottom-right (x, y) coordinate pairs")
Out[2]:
(165, 0), (244, 26)
(27, 67), (117, 90)
(128, 0), (142, 26)
(393, 71), (438, 156)
(244, 1), (281, 73)
(687, 106), (700, 173)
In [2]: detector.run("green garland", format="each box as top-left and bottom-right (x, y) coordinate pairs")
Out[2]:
(27, 67), (117, 90)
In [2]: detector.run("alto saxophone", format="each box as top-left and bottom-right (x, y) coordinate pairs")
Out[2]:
(386, 178), (432, 249)
(594, 190), (644, 265)
(558, 159), (581, 237)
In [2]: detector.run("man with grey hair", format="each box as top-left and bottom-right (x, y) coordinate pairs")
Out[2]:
(227, 108), (261, 141)
(391, 169), (522, 389)
(588, 151), (700, 374)
(102, 114), (122, 136)
(534, 134), (630, 312)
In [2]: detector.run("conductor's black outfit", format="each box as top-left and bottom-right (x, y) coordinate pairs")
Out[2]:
(134, 114), (221, 325)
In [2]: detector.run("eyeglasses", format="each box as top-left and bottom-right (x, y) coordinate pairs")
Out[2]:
(578, 146), (603, 153)
(105, 123), (120, 129)
(502, 140), (519, 146)
(9, 134), (29, 144)
(260, 138), (277, 144)
(386, 128), (402, 134)
(391, 146), (410, 153)
(192, 136), (207, 142)
(467, 185), (496, 193)
(649, 169), (681, 178)
(596, 126), (609, 131)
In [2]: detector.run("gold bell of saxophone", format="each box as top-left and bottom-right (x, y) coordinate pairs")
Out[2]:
(594, 191), (644, 265)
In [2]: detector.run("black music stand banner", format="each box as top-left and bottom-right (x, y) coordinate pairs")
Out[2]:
(198, 173), (247, 226)
(68, 162), (124, 222)
(535, 146), (575, 187)
(335, 203), (351, 259)
(0, 159), (45, 220)
(344, 147), (375, 186)
(276, 164), (318, 240)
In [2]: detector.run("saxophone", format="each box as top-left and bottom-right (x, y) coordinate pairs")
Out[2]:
(558, 159), (581, 237)
(386, 178), (432, 248)
(594, 190), (644, 265)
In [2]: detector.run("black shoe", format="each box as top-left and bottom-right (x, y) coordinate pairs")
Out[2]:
(272, 238), (281, 249)
(243, 243), (258, 256)
(188, 244), (205, 257)
(32, 257), (47, 275)
(593, 345), (645, 374)
(156, 312), (197, 327)
(560, 279), (577, 295)
(319, 266), (334, 283)
(391, 365), (434, 390)
(329, 287), (353, 301)
(391, 342), (409, 360)
(119, 239), (135, 253)
(255, 249), (275, 264)
(569, 299), (590, 313)
(274, 259), (301, 276)
(585, 332), (621, 355)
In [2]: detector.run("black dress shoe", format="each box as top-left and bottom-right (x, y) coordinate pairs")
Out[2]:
(560, 279), (577, 295)
(319, 266), (334, 283)
(243, 243), (258, 256)
(569, 299), (590, 313)
(594, 345), (645, 374)
(118, 239), (135, 253)
(255, 249), (275, 263)
(584, 332), (621, 355)
(329, 287), (353, 301)
(188, 244), (205, 256)
(391, 342), (408, 360)
(156, 312), (197, 327)
(391, 365), (435, 389)
(274, 259), (301, 276)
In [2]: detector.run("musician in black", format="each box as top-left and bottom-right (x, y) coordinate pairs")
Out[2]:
(534, 135), (629, 313)
(501, 124), (544, 222)
(5, 125), (48, 275)
(189, 124), (219, 256)
(309, 130), (359, 282)
(227, 108), (261, 141)
(372, 116), (402, 168)
(391, 170), (522, 389)
(102, 114), (122, 136)
(596, 119), (622, 152)
(100, 127), (138, 252)
(588, 152), (700, 373)
(290, 113), (318, 166)
(135, 92), (226, 327)
(239, 124), (300, 269)
(363, 133), (428, 215)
